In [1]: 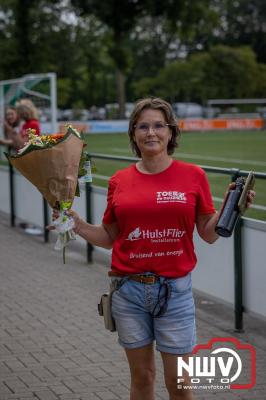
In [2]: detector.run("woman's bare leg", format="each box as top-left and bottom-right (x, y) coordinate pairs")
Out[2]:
(125, 344), (156, 400)
(161, 352), (194, 400)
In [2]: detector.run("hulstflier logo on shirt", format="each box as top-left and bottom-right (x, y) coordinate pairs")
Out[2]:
(156, 191), (187, 204)
(127, 227), (142, 241)
(126, 227), (186, 243)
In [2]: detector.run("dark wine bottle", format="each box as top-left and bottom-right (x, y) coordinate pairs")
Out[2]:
(215, 177), (245, 237)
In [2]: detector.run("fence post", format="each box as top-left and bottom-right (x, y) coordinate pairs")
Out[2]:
(43, 198), (49, 243)
(9, 163), (15, 227)
(85, 182), (94, 263)
(230, 168), (244, 332)
(234, 217), (244, 332)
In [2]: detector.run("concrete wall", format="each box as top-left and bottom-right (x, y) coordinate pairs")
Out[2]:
(242, 219), (266, 317)
(193, 232), (235, 305)
(192, 218), (266, 318)
(1, 165), (266, 318)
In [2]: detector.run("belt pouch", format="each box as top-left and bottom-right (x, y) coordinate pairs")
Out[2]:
(98, 280), (119, 332)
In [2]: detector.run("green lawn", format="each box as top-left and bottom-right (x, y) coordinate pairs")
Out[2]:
(85, 130), (266, 221)
(1, 130), (265, 220)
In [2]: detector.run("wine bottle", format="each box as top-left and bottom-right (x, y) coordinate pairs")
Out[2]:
(215, 177), (245, 237)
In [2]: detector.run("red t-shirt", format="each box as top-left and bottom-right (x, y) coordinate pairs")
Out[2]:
(21, 119), (41, 138)
(103, 160), (215, 278)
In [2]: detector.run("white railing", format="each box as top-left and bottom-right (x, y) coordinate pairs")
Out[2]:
(0, 164), (266, 321)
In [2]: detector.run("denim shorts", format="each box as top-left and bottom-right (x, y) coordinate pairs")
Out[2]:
(111, 273), (196, 354)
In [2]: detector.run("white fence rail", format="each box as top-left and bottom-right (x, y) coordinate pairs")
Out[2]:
(0, 165), (266, 320)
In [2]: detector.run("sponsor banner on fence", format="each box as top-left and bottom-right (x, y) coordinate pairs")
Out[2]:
(49, 118), (264, 135)
(179, 118), (264, 131)
(58, 120), (129, 134)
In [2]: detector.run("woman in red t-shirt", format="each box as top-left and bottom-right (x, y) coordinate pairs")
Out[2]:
(50, 98), (255, 399)
(16, 102), (40, 145)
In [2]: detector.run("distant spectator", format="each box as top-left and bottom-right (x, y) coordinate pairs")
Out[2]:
(4, 106), (21, 133)
(0, 101), (41, 151)
(17, 98), (39, 119)
(0, 106), (21, 149)
(15, 102), (41, 148)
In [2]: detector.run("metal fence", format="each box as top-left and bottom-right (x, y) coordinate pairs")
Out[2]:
(6, 154), (266, 332)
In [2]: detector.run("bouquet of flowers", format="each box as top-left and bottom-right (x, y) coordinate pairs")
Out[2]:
(5, 125), (92, 263)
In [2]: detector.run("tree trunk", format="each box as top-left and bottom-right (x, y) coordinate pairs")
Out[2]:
(15, 0), (33, 76)
(116, 68), (126, 119)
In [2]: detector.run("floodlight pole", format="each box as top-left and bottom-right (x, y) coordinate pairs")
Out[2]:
(49, 73), (57, 133)
(0, 84), (4, 138)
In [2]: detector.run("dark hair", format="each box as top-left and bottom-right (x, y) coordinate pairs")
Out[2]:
(128, 97), (180, 157)
(5, 105), (17, 114)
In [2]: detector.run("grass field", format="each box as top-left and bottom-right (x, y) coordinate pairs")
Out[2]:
(84, 130), (266, 221)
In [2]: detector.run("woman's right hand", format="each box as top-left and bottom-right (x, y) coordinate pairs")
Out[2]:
(47, 208), (83, 234)
(64, 209), (83, 234)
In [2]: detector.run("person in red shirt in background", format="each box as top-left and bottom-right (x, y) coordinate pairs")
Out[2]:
(0, 100), (40, 151)
(50, 98), (255, 400)
(16, 102), (40, 145)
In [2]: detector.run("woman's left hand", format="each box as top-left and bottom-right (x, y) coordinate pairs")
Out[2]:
(222, 182), (256, 212)
(246, 189), (256, 209)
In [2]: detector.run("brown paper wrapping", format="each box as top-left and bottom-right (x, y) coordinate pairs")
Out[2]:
(7, 133), (84, 208)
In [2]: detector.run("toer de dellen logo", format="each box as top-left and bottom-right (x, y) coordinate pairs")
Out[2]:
(177, 337), (256, 390)
(156, 191), (187, 203)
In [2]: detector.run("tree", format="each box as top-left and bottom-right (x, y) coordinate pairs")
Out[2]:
(205, 46), (259, 99)
(1, 1), (265, 112)
(70, 0), (217, 116)
(205, 0), (266, 63)
(71, 0), (147, 117)
(0, 0), (78, 78)
(0, 0), (17, 79)
(133, 46), (265, 103)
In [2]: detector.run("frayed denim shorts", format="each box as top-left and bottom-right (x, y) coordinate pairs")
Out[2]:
(111, 272), (196, 355)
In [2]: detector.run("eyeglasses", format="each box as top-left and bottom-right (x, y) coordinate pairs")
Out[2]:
(134, 122), (172, 134)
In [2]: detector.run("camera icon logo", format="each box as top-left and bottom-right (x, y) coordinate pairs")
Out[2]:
(177, 337), (256, 390)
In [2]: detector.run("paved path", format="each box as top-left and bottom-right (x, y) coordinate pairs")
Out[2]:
(0, 212), (265, 400)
